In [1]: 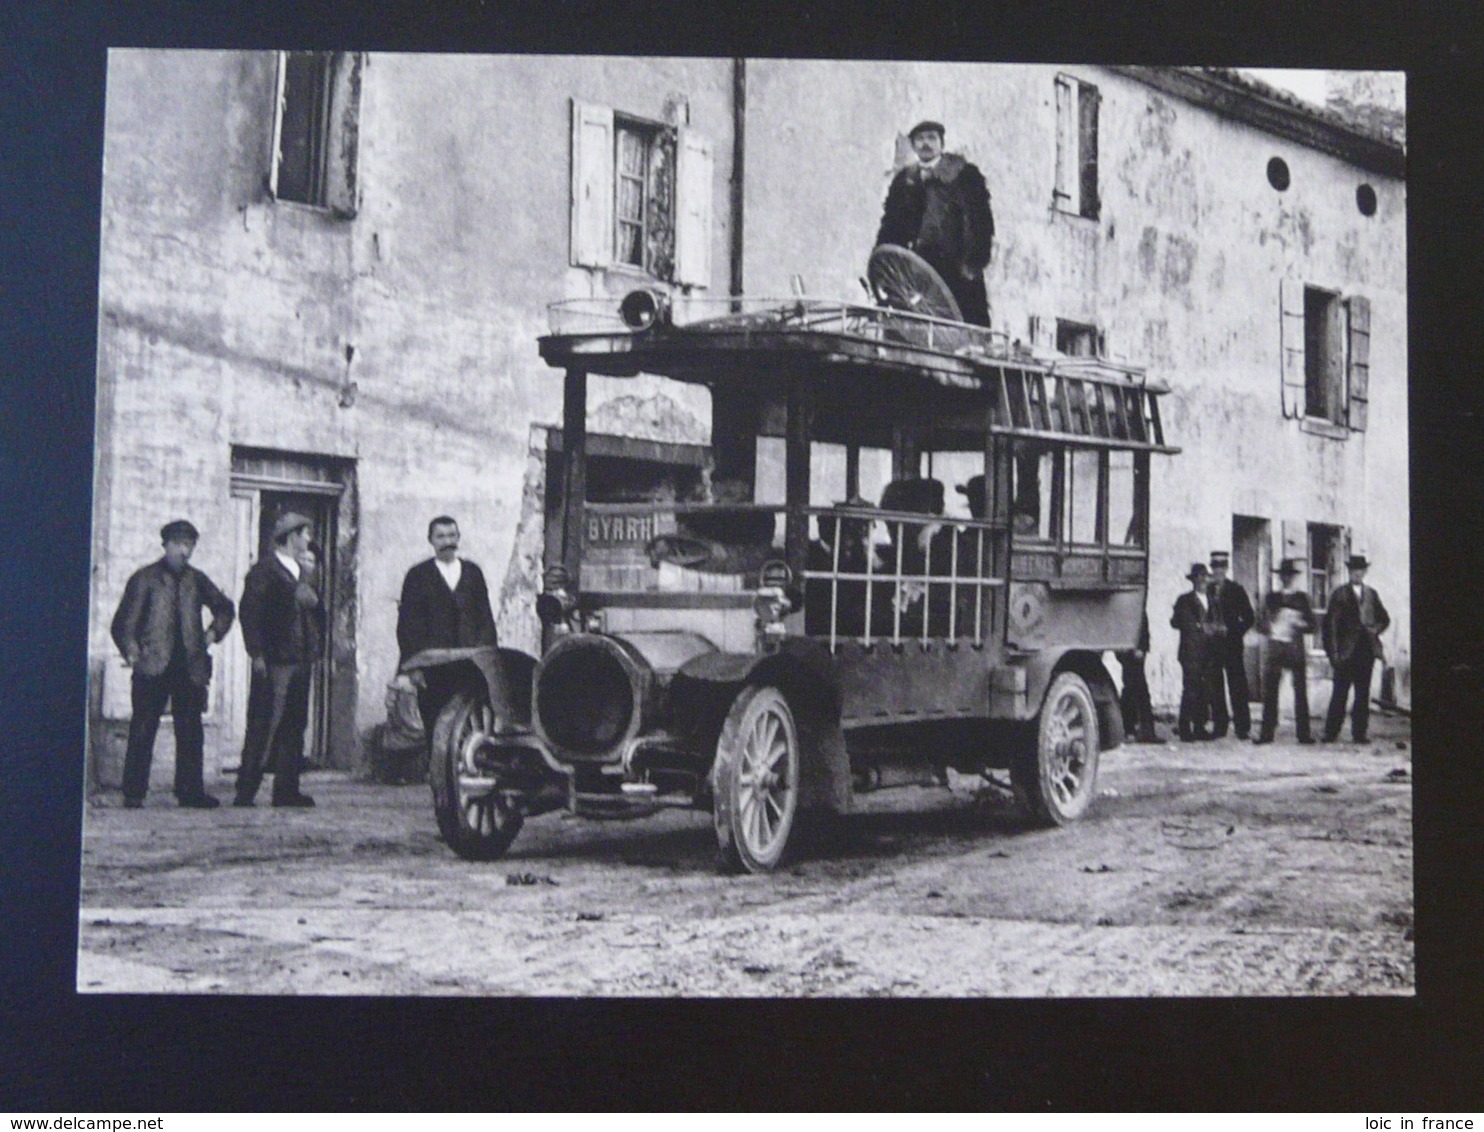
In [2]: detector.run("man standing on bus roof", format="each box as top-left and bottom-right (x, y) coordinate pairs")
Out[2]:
(876, 119), (995, 327)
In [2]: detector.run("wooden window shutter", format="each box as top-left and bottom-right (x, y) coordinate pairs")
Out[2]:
(324, 53), (361, 218)
(1078, 82), (1100, 219)
(1053, 75), (1075, 210)
(1029, 314), (1056, 352)
(570, 100), (614, 268)
(674, 128), (714, 288)
(267, 52), (288, 199)
(1346, 294), (1371, 431)
(1279, 279), (1307, 420)
(1280, 518), (1305, 562)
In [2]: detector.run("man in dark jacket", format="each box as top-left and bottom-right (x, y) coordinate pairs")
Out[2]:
(110, 519), (235, 808)
(1253, 558), (1317, 746)
(234, 512), (326, 808)
(1170, 562), (1216, 741)
(1117, 610), (1163, 743)
(876, 120), (995, 327)
(397, 515), (500, 744)
(1322, 553), (1391, 743)
(1206, 550), (1256, 739)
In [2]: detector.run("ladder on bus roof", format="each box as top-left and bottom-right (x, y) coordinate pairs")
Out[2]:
(988, 362), (1168, 448)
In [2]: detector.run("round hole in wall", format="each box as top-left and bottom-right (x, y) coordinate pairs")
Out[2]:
(1267, 157), (1291, 192)
(1357, 183), (1378, 216)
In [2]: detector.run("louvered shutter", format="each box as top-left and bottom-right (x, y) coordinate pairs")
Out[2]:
(1029, 314), (1056, 352)
(325, 53), (362, 217)
(1053, 76), (1075, 211)
(674, 128), (714, 288)
(1280, 519), (1305, 562)
(570, 100), (614, 268)
(1279, 279), (1307, 420)
(1078, 82), (1100, 219)
(1346, 295), (1371, 431)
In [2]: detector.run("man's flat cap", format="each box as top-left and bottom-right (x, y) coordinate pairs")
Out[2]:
(1209, 550), (1231, 565)
(160, 519), (199, 543)
(272, 511), (313, 541)
(907, 119), (946, 140)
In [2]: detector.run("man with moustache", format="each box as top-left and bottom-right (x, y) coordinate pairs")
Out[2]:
(1205, 550), (1256, 740)
(1322, 553), (1391, 744)
(396, 515), (501, 747)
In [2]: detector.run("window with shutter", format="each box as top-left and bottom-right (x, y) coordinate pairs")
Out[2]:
(269, 52), (361, 215)
(1053, 75), (1100, 219)
(1346, 295), (1371, 431)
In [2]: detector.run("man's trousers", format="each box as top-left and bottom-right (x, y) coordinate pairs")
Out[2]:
(236, 662), (311, 803)
(1324, 655), (1376, 742)
(1259, 641), (1311, 742)
(122, 658), (208, 802)
(1208, 645), (1252, 738)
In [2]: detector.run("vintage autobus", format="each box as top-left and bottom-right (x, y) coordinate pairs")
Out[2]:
(420, 289), (1178, 872)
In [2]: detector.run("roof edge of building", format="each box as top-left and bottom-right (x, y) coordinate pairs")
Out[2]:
(1106, 66), (1405, 179)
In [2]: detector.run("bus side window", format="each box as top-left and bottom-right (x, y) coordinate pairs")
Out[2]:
(1108, 449), (1140, 546)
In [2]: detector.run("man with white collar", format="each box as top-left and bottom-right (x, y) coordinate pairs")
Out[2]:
(875, 119), (995, 327)
(1322, 553), (1391, 743)
(234, 511), (325, 808)
(396, 515), (500, 747)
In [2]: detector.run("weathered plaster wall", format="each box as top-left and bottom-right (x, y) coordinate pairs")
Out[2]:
(91, 51), (729, 775)
(742, 61), (1407, 707)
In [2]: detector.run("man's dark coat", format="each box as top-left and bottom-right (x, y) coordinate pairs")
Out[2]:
(1208, 577), (1256, 656)
(1170, 591), (1215, 666)
(1322, 583), (1390, 666)
(396, 558), (499, 664)
(876, 153), (994, 322)
(239, 554), (325, 665)
(111, 560), (235, 685)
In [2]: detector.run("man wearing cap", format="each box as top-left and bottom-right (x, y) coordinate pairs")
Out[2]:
(1206, 550), (1256, 739)
(1170, 562), (1216, 741)
(110, 520), (236, 808)
(1322, 553), (1391, 743)
(397, 515), (501, 747)
(234, 511), (326, 807)
(876, 119), (995, 327)
(1253, 558), (1317, 745)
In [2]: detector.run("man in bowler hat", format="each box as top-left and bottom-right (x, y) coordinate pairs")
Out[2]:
(110, 519), (235, 808)
(234, 511), (325, 807)
(1206, 550), (1256, 739)
(1171, 562), (1216, 741)
(876, 119), (995, 327)
(1322, 553), (1391, 743)
(1253, 558), (1317, 745)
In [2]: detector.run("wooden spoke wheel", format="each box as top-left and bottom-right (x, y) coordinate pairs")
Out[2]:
(1013, 672), (1101, 826)
(713, 685), (801, 874)
(429, 690), (524, 861)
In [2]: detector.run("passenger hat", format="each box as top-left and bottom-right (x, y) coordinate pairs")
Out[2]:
(907, 119), (946, 140)
(1274, 557), (1305, 578)
(1186, 562), (1210, 581)
(272, 511), (313, 541)
(1209, 550), (1230, 566)
(160, 519), (199, 543)
(1346, 553), (1370, 569)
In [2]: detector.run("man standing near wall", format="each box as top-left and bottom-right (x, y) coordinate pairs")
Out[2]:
(1322, 553), (1391, 743)
(1253, 558), (1317, 746)
(875, 119), (995, 327)
(110, 519), (236, 809)
(1171, 562), (1215, 742)
(397, 516), (501, 745)
(1206, 549), (1255, 739)
(234, 512), (325, 808)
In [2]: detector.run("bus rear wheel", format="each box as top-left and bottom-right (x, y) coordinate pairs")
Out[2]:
(1013, 672), (1100, 826)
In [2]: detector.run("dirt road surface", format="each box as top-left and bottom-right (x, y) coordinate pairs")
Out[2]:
(78, 712), (1413, 996)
